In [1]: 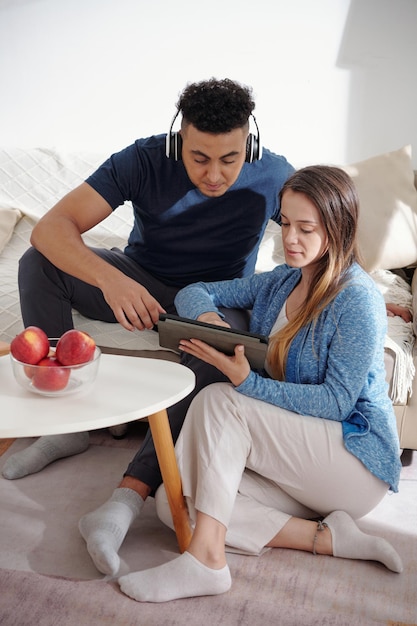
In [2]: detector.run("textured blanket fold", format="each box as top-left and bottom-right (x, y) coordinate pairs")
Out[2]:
(372, 268), (415, 403)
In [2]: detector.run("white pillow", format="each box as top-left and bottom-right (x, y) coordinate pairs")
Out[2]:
(255, 220), (285, 273)
(343, 145), (417, 271)
(0, 207), (21, 254)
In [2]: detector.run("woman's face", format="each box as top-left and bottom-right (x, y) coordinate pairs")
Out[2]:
(280, 189), (328, 271)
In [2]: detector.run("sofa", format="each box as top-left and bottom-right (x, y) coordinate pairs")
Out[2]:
(1, 144), (417, 450)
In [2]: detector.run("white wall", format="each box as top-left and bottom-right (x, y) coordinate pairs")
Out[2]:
(0, 0), (416, 168)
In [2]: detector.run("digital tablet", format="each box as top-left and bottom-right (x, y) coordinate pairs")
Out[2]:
(158, 313), (269, 370)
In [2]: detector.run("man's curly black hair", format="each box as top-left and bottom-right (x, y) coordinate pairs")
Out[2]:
(177, 78), (255, 134)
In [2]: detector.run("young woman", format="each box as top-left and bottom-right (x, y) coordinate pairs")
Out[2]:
(118, 165), (403, 603)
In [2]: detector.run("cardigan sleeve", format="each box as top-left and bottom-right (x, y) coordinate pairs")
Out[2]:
(235, 283), (388, 422)
(176, 268), (388, 424)
(175, 273), (272, 320)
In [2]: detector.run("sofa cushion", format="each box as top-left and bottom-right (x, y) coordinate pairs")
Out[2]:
(0, 207), (21, 255)
(343, 145), (417, 272)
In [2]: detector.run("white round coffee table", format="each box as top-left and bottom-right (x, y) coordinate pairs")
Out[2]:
(0, 352), (195, 552)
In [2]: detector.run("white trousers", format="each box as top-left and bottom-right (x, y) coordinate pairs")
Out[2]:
(156, 382), (388, 555)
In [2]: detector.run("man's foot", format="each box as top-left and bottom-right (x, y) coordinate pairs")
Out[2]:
(79, 487), (144, 576)
(118, 551), (231, 602)
(1, 432), (90, 479)
(324, 510), (403, 573)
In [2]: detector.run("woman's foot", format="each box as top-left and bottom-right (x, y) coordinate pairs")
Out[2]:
(324, 510), (403, 573)
(118, 551), (231, 602)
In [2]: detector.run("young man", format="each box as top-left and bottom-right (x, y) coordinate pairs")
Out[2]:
(3, 77), (294, 575)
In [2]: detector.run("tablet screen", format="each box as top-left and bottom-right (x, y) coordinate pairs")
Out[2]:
(158, 314), (269, 370)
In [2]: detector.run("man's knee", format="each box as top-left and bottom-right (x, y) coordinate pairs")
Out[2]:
(218, 307), (250, 331)
(18, 246), (57, 287)
(19, 246), (45, 272)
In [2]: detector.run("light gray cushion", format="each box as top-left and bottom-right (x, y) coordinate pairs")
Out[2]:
(343, 145), (417, 271)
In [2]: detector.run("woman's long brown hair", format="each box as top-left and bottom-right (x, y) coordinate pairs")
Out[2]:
(268, 165), (363, 380)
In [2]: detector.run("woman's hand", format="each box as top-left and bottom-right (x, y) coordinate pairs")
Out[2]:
(179, 338), (250, 387)
(197, 312), (231, 328)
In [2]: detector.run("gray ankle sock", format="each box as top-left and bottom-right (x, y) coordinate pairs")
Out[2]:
(79, 487), (144, 576)
(324, 510), (403, 573)
(1, 432), (90, 480)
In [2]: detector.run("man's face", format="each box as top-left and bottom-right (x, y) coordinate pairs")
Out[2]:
(180, 123), (248, 197)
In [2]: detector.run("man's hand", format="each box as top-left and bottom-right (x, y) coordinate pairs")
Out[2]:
(386, 303), (412, 323)
(178, 338), (250, 386)
(101, 273), (165, 331)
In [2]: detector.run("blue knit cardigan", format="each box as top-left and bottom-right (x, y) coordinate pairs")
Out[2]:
(175, 263), (402, 492)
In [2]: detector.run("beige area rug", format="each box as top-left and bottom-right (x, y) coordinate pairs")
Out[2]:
(0, 429), (417, 626)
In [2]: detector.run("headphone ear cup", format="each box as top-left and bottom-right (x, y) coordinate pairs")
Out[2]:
(166, 131), (183, 161)
(246, 133), (259, 163)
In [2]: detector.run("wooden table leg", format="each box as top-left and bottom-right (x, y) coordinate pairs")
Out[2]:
(147, 408), (192, 553)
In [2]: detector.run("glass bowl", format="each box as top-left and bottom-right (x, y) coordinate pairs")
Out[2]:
(10, 345), (101, 397)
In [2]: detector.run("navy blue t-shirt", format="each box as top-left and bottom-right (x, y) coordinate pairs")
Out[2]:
(86, 134), (294, 288)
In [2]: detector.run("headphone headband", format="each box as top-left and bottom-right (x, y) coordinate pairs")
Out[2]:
(166, 111), (262, 163)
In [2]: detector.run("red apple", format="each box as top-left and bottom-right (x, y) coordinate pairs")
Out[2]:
(10, 326), (50, 365)
(23, 364), (36, 379)
(32, 357), (70, 391)
(55, 329), (96, 366)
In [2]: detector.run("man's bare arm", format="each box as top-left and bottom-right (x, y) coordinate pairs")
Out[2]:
(30, 183), (165, 330)
(31, 182), (115, 285)
(386, 303), (412, 323)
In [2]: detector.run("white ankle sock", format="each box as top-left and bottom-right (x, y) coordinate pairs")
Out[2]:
(1, 433), (90, 480)
(79, 488), (144, 576)
(324, 510), (403, 573)
(118, 551), (231, 602)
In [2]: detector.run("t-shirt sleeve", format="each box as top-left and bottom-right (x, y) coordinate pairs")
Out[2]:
(85, 143), (139, 210)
